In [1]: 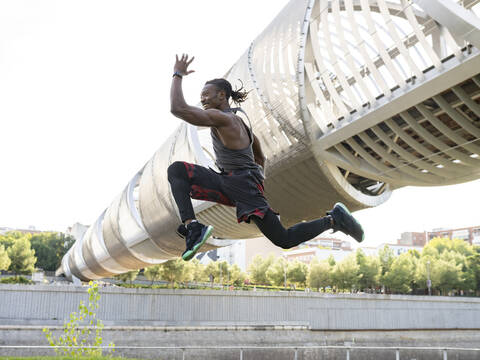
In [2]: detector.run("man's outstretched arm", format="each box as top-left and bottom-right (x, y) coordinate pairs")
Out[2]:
(170, 54), (229, 127)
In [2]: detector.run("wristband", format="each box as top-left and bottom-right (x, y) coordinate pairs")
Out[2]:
(173, 71), (183, 78)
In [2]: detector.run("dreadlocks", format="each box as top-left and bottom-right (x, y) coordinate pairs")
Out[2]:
(205, 78), (249, 105)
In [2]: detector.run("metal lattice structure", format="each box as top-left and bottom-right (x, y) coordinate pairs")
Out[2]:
(59, 0), (480, 280)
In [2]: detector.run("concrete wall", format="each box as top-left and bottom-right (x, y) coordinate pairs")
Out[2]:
(1, 284), (480, 330)
(2, 326), (480, 360)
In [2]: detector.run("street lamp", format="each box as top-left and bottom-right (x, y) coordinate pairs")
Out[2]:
(426, 260), (432, 296)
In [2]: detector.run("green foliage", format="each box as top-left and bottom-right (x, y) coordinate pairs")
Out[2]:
(0, 244), (11, 271)
(7, 235), (36, 276)
(248, 254), (275, 285)
(331, 254), (359, 292)
(0, 275), (32, 284)
(202, 260), (231, 284)
(216, 261), (230, 284)
(144, 264), (162, 285)
(307, 259), (331, 291)
(43, 281), (115, 357)
(356, 250), (380, 291)
(204, 261), (219, 283)
(383, 253), (416, 293)
(0, 231), (23, 248)
(266, 257), (287, 286)
(190, 259), (208, 283)
(327, 255), (336, 267)
(114, 270), (139, 284)
(378, 245), (394, 277)
(467, 246), (480, 294)
(181, 260), (196, 284)
(228, 264), (246, 286)
(161, 259), (185, 286)
(30, 232), (75, 271)
(287, 260), (308, 287)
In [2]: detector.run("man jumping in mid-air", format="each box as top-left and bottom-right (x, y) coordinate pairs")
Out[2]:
(168, 54), (364, 261)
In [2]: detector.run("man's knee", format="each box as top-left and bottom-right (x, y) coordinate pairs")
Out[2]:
(167, 161), (187, 182)
(271, 239), (292, 250)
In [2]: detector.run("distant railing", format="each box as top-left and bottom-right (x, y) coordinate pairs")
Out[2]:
(2, 345), (480, 360)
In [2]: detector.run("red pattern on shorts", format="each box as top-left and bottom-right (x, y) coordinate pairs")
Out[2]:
(256, 183), (264, 194)
(183, 162), (194, 179)
(238, 207), (268, 223)
(191, 185), (235, 207)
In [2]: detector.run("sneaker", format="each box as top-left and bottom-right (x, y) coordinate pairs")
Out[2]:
(182, 221), (214, 261)
(176, 224), (187, 239)
(327, 202), (364, 243)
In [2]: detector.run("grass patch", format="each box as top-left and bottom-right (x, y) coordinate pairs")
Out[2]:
(0, 276), (32, 284)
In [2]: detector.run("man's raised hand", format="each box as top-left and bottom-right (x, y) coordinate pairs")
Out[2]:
(174, 54), (195, 76)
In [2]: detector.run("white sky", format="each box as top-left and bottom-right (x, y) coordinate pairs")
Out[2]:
(1, 0), (479, 248)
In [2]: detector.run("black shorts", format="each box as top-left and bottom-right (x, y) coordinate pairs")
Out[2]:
(182, 162), (275, 223)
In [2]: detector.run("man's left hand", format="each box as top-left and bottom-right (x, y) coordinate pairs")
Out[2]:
(174, 54), (195, 76)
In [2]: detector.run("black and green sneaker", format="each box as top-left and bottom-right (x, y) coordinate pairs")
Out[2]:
(327, 202), (364, 243)
(176, 224), (187, 239)
(182, 221), (214, 261)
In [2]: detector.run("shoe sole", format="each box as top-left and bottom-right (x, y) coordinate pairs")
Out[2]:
(334, 202), (365, 242)
(182, 225), (214, 261)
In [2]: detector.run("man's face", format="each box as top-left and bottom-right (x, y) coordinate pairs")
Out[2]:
(200, 84), (225, 110)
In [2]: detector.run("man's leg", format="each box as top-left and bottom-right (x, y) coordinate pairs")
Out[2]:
(251, 209), (333, 249)
(167, 161), (235, 223)
(252, 202), (364, 249)
(167, 161), (233, 260)
(167, 161), (197, 224)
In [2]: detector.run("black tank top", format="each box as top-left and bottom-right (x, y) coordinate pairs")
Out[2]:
(211, 108), (259, 172)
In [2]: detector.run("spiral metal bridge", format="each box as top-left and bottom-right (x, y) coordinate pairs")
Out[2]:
(59, 0), (480, 280)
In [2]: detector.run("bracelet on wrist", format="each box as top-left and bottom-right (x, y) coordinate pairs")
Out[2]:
(173, 71), (183, 78)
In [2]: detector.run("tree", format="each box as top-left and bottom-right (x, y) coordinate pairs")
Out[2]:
(266, 257), (287, 287)
(432, 254), (462, 295)
(30, 232), (75, 271)
(144, 265), (162, 285)
(287, 260), (308, 287)
(181, 260), (196, 285)
(0, 245), (11, 271)
(451, 238), (473, 257)
(425, 237), (451, 255)
(383, 253), (415, 294)
(327, 255), (336, 267)
(114, 270), (139, 284)
(217, 261), (229, 284)
(331, 255), (359, 292)
(378, 245), (394, 277)
(190, 259), (208, 283)
(228, 264), (246, 286)
(204, 261), (220, 283)
(467, 246), (480, 295)
(307, 259), (331, 291)
(0, 231), (23, 249)
(356, 250), (380, 291)
(7, 236), (36, 276)
(247, 254), (275, 285)
(161, 259), (185, 286)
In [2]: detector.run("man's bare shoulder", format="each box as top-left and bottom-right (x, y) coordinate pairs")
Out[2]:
(206, 109), (239, 128)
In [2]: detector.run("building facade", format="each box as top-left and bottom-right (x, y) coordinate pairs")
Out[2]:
(427, 226), (480, 245)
